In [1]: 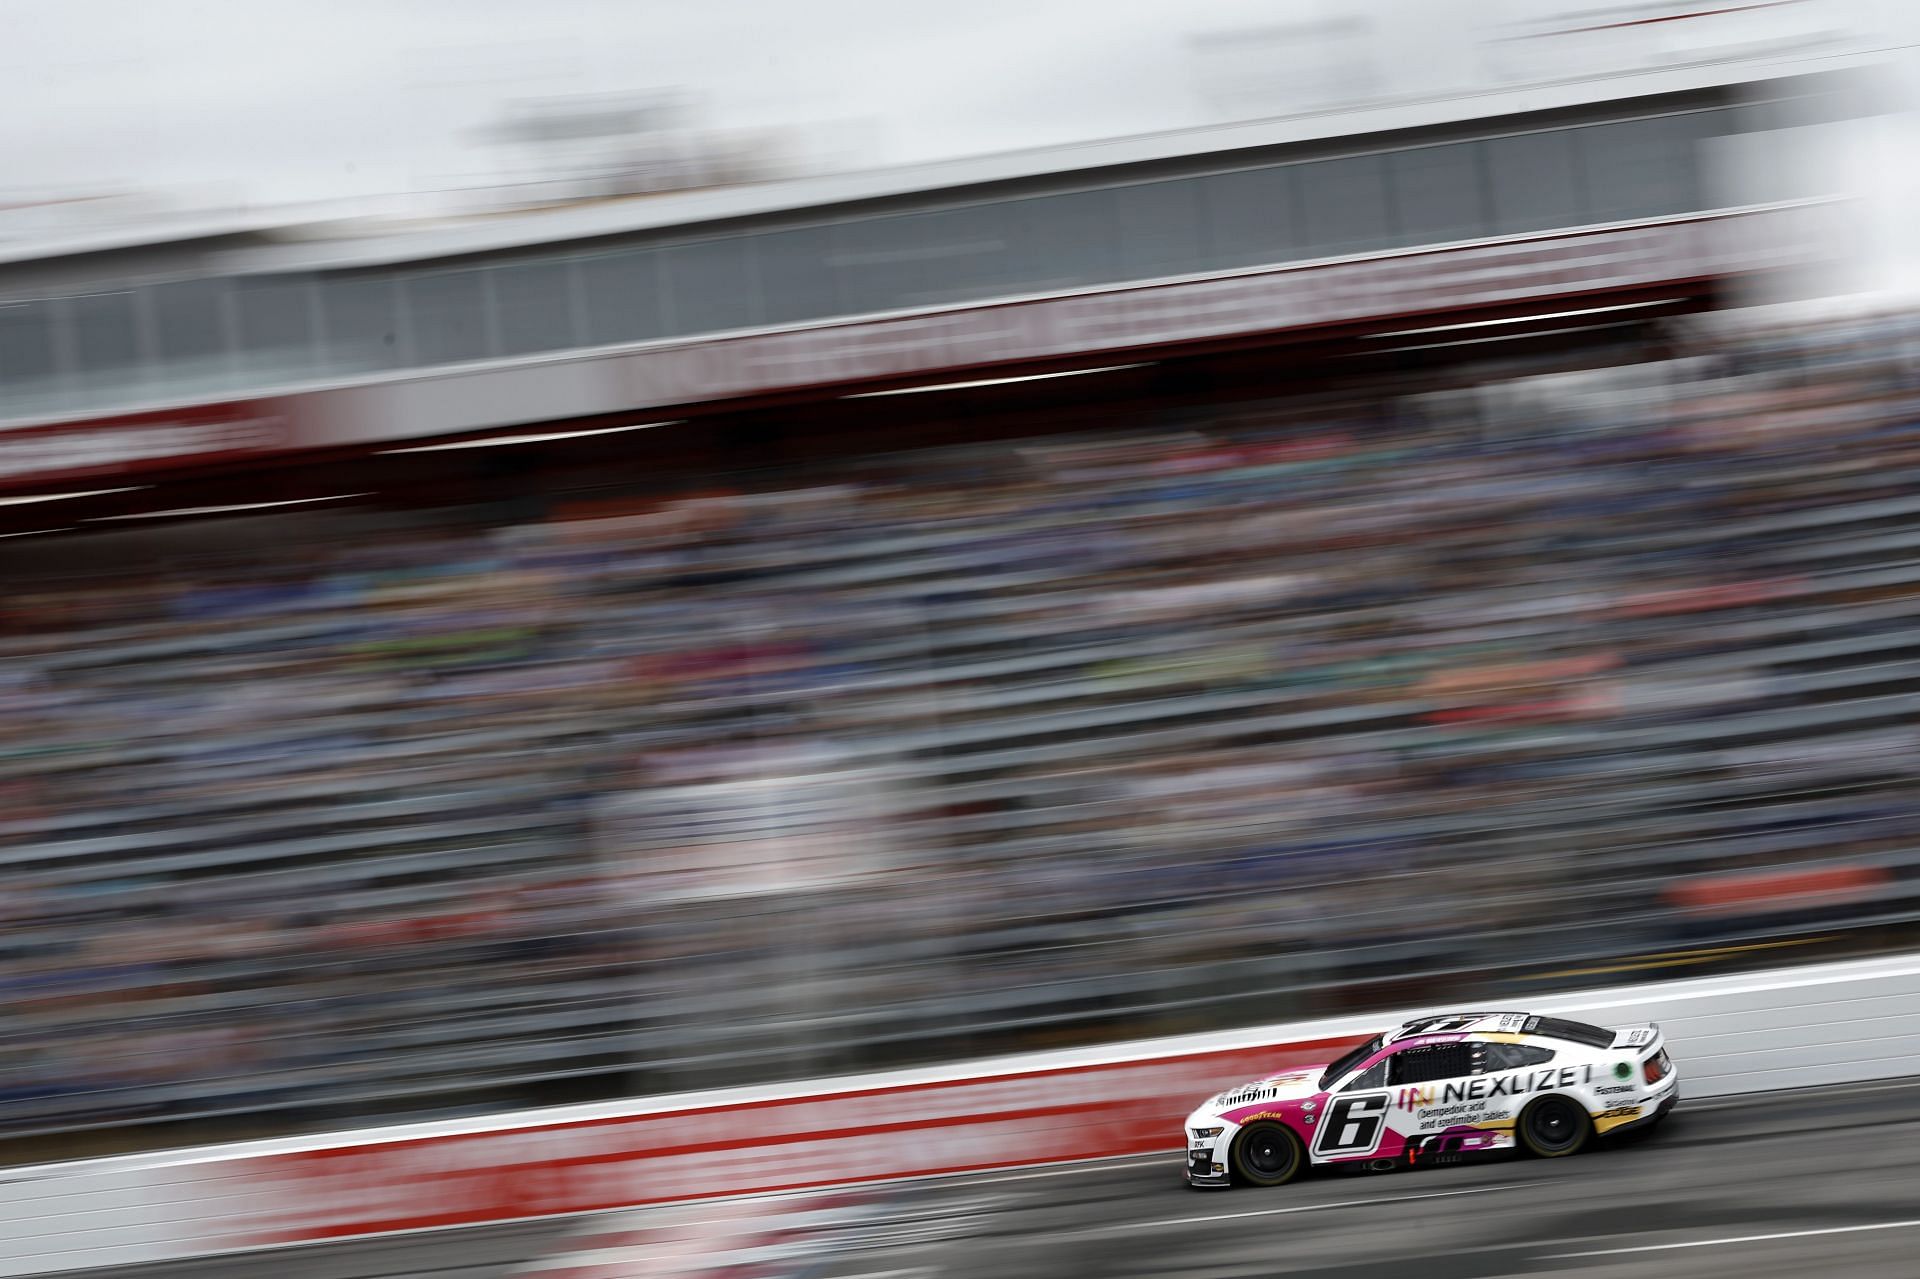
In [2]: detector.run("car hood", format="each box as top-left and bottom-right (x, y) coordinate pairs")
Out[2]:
(1205, 1065), (1326, 1111)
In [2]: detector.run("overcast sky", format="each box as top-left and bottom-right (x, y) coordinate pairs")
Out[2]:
(0, 0), (1286, 210)
(0, 0), (1606, 215)
(0, 0), (1911, 219)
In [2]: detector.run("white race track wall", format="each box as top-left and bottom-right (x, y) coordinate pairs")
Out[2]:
(2, 951), (1918, 1276)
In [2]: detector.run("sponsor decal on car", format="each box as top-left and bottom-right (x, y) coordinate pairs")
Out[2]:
(1406, 1125), (1507, 1161)
(1409, 1099), (1499, 1127)
(1592, 1104), (1644, 1135)
(1436, 1065), (1592, 1103)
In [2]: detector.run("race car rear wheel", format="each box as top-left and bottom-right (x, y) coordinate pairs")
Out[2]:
(1518, 1096), (1591, 1158)
(1231, 1121), (1305, 1187)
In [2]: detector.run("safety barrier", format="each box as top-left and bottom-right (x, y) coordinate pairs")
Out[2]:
(2, 950), (1918, 1276)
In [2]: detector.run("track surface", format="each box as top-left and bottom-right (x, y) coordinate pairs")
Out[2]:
(94, 1078), (1920, 1278)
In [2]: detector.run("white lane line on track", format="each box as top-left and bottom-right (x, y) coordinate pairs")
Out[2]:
(579, 1152), (1169, 1228)
(948, 1152), (1173, 1187)
(1076, 1182), (1517, 1234)
(1549, 1219), (1920, 1257)
(1684, 1078), (1920, 1111)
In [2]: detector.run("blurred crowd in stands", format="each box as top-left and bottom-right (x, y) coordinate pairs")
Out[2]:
(4, 308), (1920, 1147)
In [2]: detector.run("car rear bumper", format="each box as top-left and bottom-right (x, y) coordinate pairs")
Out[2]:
(1605, 1089), (1678, 1137)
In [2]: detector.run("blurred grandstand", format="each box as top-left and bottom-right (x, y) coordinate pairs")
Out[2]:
(0, 31), (1912, 1161)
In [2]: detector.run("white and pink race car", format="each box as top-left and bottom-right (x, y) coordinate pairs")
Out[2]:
(1184, 1011), (1677, 1187)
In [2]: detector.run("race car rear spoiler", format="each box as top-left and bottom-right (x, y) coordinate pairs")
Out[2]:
(1610, 1023), (1661, 1050)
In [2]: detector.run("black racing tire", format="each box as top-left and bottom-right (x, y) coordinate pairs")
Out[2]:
(1518, 1095), (1591, 1158)
(1231, 1121), (1306, 1187)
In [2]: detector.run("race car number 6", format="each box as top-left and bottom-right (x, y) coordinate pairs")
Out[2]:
(1316, 1094), (1389, 1155)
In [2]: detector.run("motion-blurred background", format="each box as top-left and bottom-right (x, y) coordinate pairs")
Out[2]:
(2, 0), (1919, 1165)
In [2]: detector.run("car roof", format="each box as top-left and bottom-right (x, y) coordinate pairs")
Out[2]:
(1389, 1011), (1617, 1049)
(1389, 1012), (1524, 1040)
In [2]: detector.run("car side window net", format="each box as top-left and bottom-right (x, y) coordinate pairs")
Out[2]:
(1387, 1043), (1473, 1085)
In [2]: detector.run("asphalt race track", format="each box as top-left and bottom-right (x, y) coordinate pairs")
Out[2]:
(89, 1077), (1920, 1278)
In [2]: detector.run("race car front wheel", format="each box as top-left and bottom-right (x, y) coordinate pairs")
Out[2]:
(1518, 1096), (1591, 1158)
(1231, 1121), (1305, 1187)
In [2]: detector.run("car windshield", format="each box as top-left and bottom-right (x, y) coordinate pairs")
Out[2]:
(1318, 1034), (1383, 1092)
